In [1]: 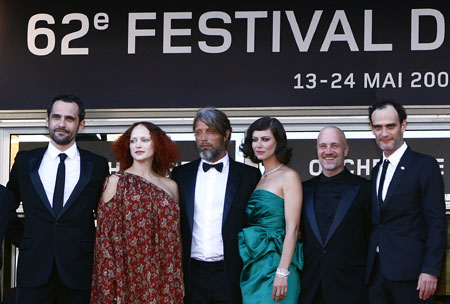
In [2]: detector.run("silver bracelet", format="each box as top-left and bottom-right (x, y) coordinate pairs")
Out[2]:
(275, 267), (290, 279)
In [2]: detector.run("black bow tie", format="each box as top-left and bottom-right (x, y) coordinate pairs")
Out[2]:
(203, 162), (223, 172)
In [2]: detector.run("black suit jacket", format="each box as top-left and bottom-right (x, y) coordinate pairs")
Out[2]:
(300, 171), (371, 304)
(366, 147), (446, 282)
(171, 158), (261, 304)
(0, 185), (15, 300)
(6, 146), (109, 290)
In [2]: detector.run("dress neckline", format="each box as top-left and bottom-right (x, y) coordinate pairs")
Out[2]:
(122, 171), (175, 201)
(253, 189), (284, 200)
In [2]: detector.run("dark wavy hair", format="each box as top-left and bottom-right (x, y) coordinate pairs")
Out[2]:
(112, 122), (179, 176)
(240, 117), (292, 164)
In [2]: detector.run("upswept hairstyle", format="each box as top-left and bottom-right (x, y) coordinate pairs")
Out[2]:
(369, 100), (407, 124)
(47, 94), (86, 122)
(240, 116), (292, 164)
(193, 108), (232, 147)
(112, 122), (179, 176)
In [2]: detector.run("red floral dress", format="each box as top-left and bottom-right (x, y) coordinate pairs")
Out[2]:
(91, 172), (184, 304)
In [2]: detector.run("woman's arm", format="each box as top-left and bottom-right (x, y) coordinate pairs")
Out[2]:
(272, 169), (303, 302)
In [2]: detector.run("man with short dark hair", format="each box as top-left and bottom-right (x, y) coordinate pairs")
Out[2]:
(171, 108), (261, 304)
(300, 126), (371, 304)
(366, 100), (446, 303)
(7, 94), (109, 304)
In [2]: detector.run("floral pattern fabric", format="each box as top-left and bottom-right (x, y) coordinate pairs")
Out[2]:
(91, 172), (184, 304)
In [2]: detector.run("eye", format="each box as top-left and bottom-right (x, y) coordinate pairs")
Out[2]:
(142, 138), (150, 142)
(252, 137), (258, 142)
(130, 139), (136, 144)
(262, 137), (271, 142)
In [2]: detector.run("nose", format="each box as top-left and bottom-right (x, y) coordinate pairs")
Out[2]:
(56, 118), (66, 128)
(200, 133), (208, 141)
(325, 145), (332, 154)
(381, 127), (388, 137)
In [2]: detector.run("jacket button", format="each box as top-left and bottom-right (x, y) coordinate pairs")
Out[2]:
(322, 250), (326, 254)
(54, 222), (59, 227)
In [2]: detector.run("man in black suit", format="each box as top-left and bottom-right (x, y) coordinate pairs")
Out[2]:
(300, 126), (371, 304)
(366, 101), (446, 303)
(0, 185), (15, 302)
(171, 108), (261, 304)
(7, 94), (109, 304)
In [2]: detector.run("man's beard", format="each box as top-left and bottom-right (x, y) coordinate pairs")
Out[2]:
(199, 144), (226, 162)
(49, 127), (77, 146)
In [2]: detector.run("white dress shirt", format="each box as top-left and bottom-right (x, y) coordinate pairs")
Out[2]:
(191, 153), (230, 262)
(376, 142), (408, 201)
(38, 142), (80, 207)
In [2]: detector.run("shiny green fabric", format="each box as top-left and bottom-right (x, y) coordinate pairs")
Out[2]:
(238, 189), (303, 303)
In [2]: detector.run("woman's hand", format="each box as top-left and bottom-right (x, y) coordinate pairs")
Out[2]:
(272, 275), (288, 302)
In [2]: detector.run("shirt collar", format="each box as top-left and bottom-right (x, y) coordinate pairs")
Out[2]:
(47, 141), (78, 160)
(200, 153), (229, 169)
(319, 167), (350, 184)
(383, 142), (408, 167)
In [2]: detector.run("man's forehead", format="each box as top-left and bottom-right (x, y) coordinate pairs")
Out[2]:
(195, 119), (216, 130)
(51, 101), (79, 116)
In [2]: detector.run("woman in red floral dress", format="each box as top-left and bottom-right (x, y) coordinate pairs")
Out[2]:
(91, 122), (184, 304)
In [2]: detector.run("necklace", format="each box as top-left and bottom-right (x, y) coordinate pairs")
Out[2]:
(262, 164), (283, 177)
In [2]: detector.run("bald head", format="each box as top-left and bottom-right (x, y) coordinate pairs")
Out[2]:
(317, 126), (349, 177)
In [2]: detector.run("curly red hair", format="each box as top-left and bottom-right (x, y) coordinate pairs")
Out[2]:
(112, 122), (179, 176)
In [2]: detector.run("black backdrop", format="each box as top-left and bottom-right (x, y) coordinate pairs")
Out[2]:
(1, 1), (449, 109)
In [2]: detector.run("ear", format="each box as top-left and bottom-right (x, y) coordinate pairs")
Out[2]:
(400, 120), (407, 132)
(225, 129), (231, 142)
(344, 144), (349, 158)
(78, 120), (86, 132)
(45, 116), (49, 128)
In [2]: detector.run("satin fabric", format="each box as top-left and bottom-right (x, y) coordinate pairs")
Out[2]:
(238, 190), (303, 303)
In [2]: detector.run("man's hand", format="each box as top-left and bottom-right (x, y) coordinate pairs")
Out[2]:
(417, 272), (438, 300)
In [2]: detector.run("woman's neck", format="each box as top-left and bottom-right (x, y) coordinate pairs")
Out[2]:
(126, 160), (157, 178)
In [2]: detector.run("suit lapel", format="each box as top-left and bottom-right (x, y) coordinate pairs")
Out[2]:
(29, 148), (54, 215)
(324, 181), (361, 246)
(223, 159), (240, 226)
(57, 149), (93, 219)
(381, 148), (413, 211)
(304, 178), (324, 247)
(185, 159), (200, 233)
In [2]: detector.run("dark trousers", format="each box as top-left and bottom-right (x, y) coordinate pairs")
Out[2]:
(369, 255), (433, 304)
(187, 258), (231, 304)
(312, 283), (326, 304)
(17, 262), (90, 304)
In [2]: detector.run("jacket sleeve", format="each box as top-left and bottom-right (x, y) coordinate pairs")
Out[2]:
(419, 156), (447, 277)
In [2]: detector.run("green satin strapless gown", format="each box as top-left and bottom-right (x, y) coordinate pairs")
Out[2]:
(238, 189), (303, 303)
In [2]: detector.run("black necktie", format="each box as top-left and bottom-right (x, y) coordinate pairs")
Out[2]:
(377, 159), (390, 208)
(53, 153), (68, 217)
(202, 162), (223, 172)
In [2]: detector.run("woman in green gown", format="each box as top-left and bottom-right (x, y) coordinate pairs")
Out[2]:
(238, 117), (303, 303)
